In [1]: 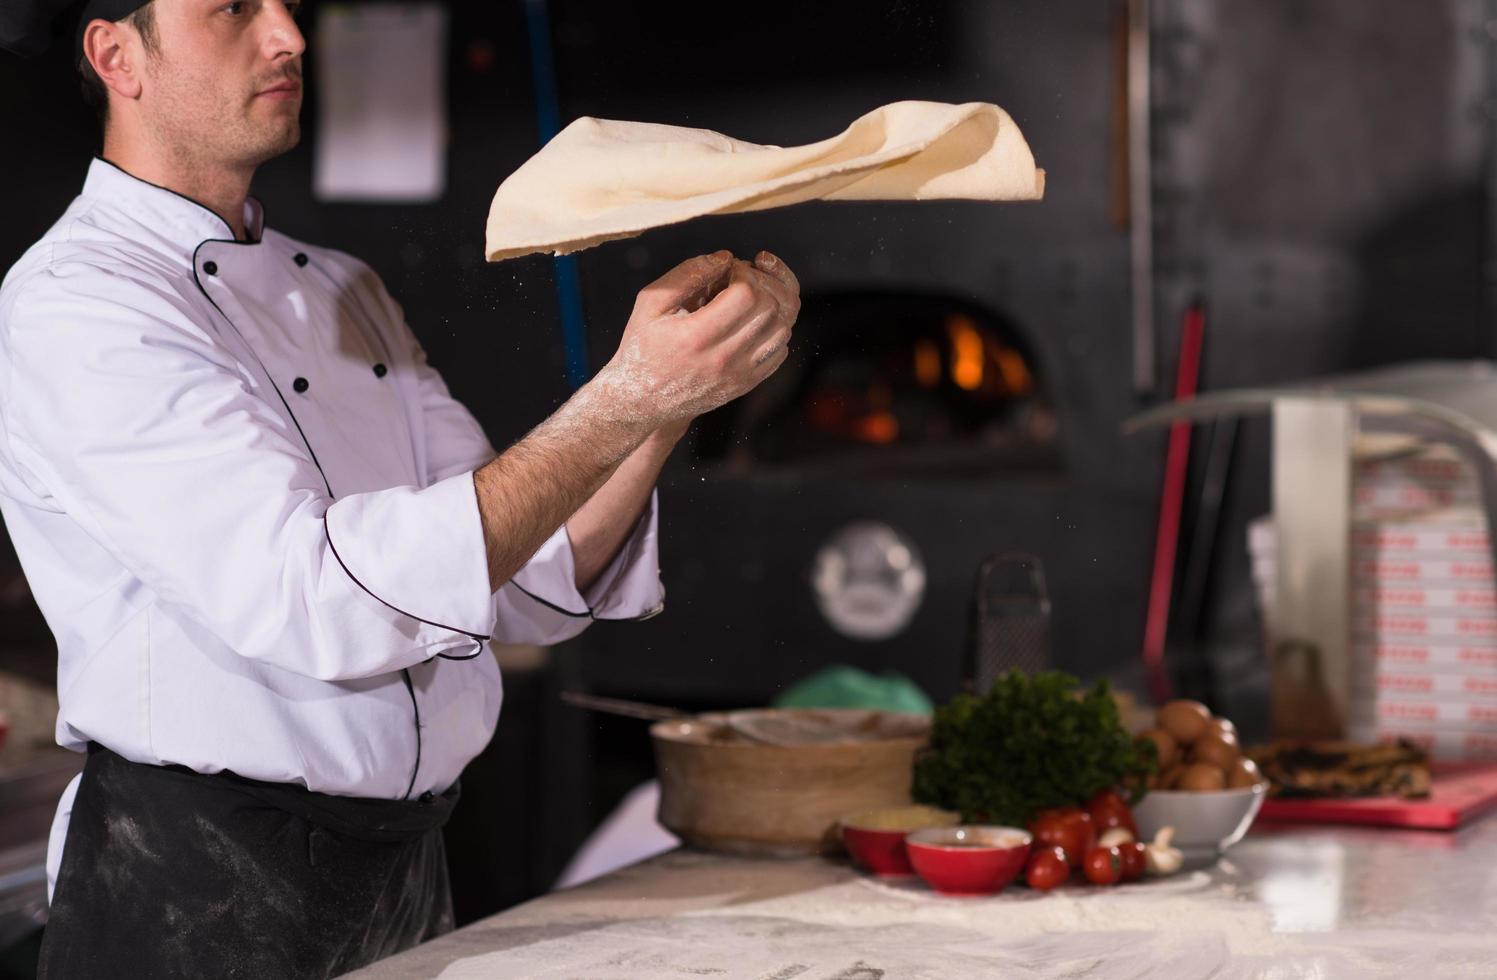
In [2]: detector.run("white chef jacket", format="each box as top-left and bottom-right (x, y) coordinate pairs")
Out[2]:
(0, 158), (664, 896)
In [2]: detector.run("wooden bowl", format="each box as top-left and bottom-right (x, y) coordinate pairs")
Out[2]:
(651, 709), (930, 857)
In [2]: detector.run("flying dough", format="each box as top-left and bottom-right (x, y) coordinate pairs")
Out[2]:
(484, 100), (1045, 262)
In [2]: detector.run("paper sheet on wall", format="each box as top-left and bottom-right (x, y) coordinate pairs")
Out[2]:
(313, 3), (448, 202)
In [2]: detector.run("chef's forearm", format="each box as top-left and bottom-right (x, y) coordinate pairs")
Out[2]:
(567, 423), (685, 592)
(473, 379), (655, 593)
(472, 247), (797, 597)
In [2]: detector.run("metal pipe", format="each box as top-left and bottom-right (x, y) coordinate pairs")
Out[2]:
(524, 0), (591, 390)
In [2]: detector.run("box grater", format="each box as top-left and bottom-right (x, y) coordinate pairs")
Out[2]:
(964, 552), (1051, 692)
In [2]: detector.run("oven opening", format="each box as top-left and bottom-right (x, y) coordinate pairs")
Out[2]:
(690, 290), (1060, 477)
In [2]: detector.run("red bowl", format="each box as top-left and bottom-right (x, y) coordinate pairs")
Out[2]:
(905, 825), (1033, 895)
(840, 806), (960, 876)
(842, 823), (914, 876)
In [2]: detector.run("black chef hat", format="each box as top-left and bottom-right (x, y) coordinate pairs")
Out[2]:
(0, 0), (150, 60)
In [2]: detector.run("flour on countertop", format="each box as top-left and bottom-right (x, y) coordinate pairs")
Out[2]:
(433, 866), (1489, 980)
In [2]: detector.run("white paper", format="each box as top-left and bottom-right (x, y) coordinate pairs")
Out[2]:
(313, 3), (448, 202)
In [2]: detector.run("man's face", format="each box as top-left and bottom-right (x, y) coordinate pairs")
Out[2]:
(137, 0), (306, 170)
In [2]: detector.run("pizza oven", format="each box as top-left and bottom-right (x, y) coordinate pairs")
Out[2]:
(574, 283), (1078, 711)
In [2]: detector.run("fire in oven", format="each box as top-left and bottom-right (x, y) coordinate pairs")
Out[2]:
(690, 290), (1059, 478)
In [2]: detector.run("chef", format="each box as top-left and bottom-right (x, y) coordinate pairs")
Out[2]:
(0, 1), (799, 977)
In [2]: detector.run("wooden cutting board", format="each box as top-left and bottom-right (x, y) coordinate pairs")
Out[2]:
(1256, 763), (1497, 830)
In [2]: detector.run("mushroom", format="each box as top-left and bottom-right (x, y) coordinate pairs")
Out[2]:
(1145, 826), (1183, 876)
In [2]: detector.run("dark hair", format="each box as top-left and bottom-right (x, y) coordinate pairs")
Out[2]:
(78, 3), (158, 126)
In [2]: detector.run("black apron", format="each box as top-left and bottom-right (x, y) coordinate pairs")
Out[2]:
(38, 744), (458, 980)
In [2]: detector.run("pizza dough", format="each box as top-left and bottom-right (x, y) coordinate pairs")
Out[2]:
(484, 100), (1045, 262)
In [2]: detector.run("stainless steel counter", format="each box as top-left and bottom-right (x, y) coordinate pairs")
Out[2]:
(348, 816), (1497, 979)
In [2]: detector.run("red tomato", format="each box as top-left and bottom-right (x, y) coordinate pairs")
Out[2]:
(1085, 788), (1138, 839)
(1027, 807), (1096, 868)
(1117, 841), (1147, 882)
(1024, 846), (1069, 891)
(1083, 845), (1122, 885)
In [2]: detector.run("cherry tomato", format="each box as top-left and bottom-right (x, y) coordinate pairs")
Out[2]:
(1083, 845), (1122, 885)
(1085, 788), (1138, 839)
(1117, 841), (1147, 882)
(1027, 807), (1096, 868)
(1024, 846), (1069, 891)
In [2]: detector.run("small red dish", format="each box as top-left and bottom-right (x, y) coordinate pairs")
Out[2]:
(842, 823), (915, 876)
(905, 825), (1033, 895)
(840, 806), (960, 876)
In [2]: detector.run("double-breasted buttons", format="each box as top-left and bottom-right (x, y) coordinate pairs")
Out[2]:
(294, 253), (309, 267)
(292, 377), (309, 394)
(203, 261), (218, 276)
(372, 363), (388, 378)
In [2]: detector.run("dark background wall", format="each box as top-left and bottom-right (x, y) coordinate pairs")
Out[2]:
(564, 0), (1151, 700)
(2, 0), (1494, 928)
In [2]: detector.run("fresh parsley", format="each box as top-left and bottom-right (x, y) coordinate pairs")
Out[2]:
(912, 670), (1156, 826)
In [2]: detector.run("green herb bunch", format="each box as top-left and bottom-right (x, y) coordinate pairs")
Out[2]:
(912, 670), (1156, 826)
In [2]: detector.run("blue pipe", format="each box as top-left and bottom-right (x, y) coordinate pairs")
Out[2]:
(523, 0), (590, 389)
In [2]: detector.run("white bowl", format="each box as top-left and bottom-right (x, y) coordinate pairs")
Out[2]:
(1132, 784), (1267, 860)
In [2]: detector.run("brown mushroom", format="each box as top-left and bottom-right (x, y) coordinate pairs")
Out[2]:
(1157, 700), (1212, 746)
(1138, 728), (1179, 770)
(1178, 763), (1226, 791)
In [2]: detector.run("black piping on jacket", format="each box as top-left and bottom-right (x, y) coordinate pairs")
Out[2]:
(185, 212), (485, 801)
(135, 153), (660, 797)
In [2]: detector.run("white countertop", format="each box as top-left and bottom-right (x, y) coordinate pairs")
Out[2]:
(346, 816), (1497, 979)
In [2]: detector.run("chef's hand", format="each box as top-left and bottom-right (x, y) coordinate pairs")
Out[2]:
(602, 249), (800, 428)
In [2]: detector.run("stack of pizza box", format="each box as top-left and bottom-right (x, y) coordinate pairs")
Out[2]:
(1249, 447), (1497, 761)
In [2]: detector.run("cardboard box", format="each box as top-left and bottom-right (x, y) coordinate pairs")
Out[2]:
(1354, 484), (1476, 517)
(1352, 452), (1477, 519)
(1346, 724), (1497, 762)
(1251, 500), (1497, 743)
(1353, 642), (1497, 673)
(1350, 585), (1497, 613)
(1249, 517), (1489, 559)
(1350, 696), (1497, 731)
(1352, 613), (1497, 643)
(1352, 672), (1497, 700)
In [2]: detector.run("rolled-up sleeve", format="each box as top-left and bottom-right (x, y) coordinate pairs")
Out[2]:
(500, 494), (666, 642)
(1, 268), (494, 681)
(394, 292), (666, 640)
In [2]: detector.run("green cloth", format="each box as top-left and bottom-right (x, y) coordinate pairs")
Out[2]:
(772, 666), (933, 715)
